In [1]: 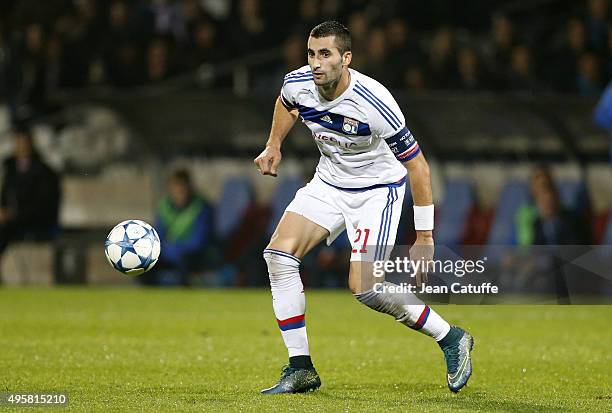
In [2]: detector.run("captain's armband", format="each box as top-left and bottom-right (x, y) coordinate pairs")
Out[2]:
(384, 127), (420, 162)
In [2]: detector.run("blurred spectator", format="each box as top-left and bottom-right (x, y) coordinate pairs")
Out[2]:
(427, 26), (456, 89)
(361, 27), (395, 85)
(150, 0), (185, 40)
(320, 0), (343, 21)
(0, 126), (61, 256)
(145, 37), (176, 83)
(44, 35), (63, 96)
(102, 1), (143, 87)
(181, 18), (225, 70)
(53, 0), (101, 88)
(586, 0), (609, 51)
(106, 42), (143, 87)
(181, 0), (207, 35)
(147, 168), (213, 286)
(505, 45), (542, 92)
(576, 52), (604, 95)
(551, 18), (589, 92)
(346, 10), (369, 70)
(514, 167), (589, 245)
(6, 23), (48, 118)
(452, 46), (491, 91)
(228, 0), (271, 56)
(294, 0), (323, 38)
(403, 65), (428, 91)
(482, 14), (517, 79)
(385, 18), (425, 88)
(1, 0), (611, 95)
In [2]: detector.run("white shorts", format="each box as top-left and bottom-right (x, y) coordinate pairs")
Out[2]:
(285, 174), (406, 262)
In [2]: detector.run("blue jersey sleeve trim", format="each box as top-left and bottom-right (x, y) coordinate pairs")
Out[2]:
(355, 81), (402, 126)
(283, 76), (313, 85)
(284, 69), (312, 80)
(279, 93), (295, 109)
(354, 86), (399, 129)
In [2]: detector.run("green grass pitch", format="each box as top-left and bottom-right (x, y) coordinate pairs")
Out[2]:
(0, 288), (610, 412)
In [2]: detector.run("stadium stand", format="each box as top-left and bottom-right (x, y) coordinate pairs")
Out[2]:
(215, 176), (253, 240)
(435, 179), (475, 246)
(487, 180), (531, 245)
(1, 1), (611, 286)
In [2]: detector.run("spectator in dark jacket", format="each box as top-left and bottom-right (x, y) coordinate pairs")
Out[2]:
(515, 166), (589, 245)
(0, 126), (61, 255)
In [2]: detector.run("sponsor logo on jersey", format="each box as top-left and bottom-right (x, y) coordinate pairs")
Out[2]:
(312, 132), (357, 149)
(342, 117), (359, 134)
(320, 115), (333, 124)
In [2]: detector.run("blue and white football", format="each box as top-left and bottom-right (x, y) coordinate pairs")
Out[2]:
(104, 220), (161, 276)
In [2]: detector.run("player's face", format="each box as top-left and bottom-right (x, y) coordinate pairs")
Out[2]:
(307, 36), (350, 87)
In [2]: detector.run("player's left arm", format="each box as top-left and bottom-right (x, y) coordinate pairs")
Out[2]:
(370, 84), (434, 283)
(402, 151), (434, 287)
(383, 124), (434, 286)
(403, 152), (433, 243)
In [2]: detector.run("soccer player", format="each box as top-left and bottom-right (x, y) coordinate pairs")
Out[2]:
(254, 21), (474, 394)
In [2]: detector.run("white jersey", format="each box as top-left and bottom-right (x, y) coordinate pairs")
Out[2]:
(280, 66), (420, 189)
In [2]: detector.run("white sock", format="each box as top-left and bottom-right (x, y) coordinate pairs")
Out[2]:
(355, 281), (450, 341)
(263, 248), (309, 357)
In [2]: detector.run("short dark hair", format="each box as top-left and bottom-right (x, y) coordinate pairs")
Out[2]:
(169, 168), (192, 187)
(310, 20), (351, 55)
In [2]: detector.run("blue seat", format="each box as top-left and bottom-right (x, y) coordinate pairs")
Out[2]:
(267, 176), (304, 235)
(215, 177), (253, 240)
(487, 180), (530, 245)
(603, 212), (612, 244)
(436, 179), (474, 246)
(556, 180), (590, 214)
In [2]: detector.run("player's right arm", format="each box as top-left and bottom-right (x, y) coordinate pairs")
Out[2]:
(254, 97), (299, 177)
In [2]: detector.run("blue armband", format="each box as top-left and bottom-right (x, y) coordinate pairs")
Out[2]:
(384, 126), (420, 162)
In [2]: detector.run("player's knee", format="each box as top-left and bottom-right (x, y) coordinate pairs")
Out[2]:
(266, 235), (300, 257)
(263, 248), (302, 290)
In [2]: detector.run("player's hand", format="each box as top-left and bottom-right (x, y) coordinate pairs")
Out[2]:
(254, 145), (282, 177)
(410, 232), (434, 287)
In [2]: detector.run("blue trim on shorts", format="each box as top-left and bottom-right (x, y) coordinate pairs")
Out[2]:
(382, 188), (398, 260)
(374, 188), (393, 261)
(319, 176), (406, 192)
(374, 187), (398, 261)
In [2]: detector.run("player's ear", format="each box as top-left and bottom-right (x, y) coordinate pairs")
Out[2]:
(342, 51), (352, 67)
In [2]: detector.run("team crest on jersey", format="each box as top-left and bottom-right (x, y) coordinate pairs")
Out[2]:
(342, 117), (359, 135)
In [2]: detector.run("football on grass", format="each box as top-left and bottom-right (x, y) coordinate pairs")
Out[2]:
(104, 220), (161, 276)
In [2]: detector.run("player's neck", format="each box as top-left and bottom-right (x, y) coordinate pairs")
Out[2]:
(318, 69), (350, 101)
